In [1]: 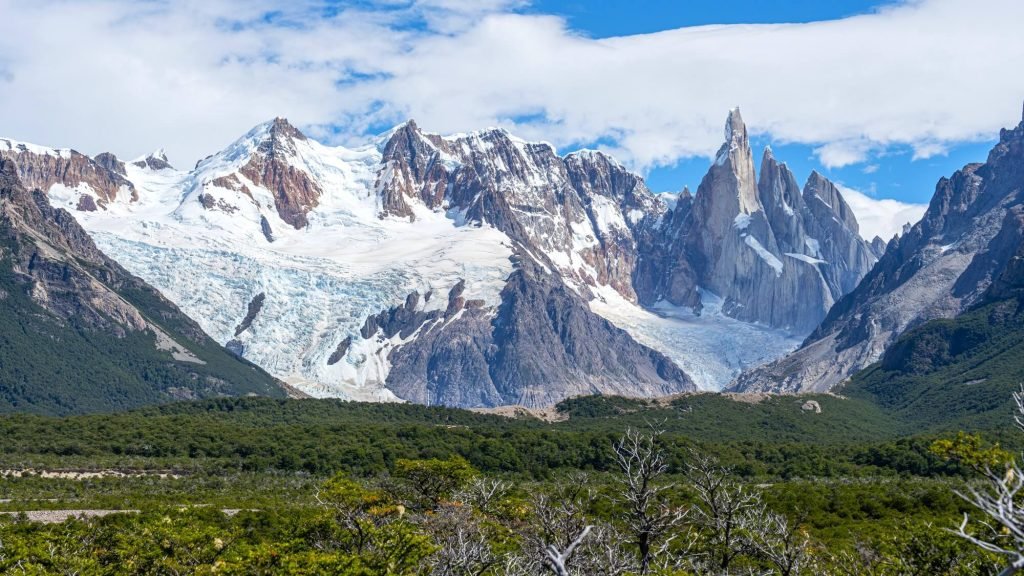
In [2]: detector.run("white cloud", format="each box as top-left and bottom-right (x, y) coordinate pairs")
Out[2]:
(837, 185), (928, 240)
(911, 141), (948, 160)
(0, 0), (1021, 185)
(815, 140), (874, 169)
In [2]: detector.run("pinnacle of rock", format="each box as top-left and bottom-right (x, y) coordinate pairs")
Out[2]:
(725, 107), (747, 146)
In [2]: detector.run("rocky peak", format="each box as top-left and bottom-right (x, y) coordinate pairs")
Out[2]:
(723, 107), (747, 153)
(269, 117), (307, 143)
(133, 149), (173, 171)
(376, 119), (453, 220)
(803, 171), (858, 233)
(564, 149), (661, 222)
(870, 235), (888, 258)
(0, 138), (136, 208)
(644, 108), (877, 334)
(93, 152), (126, 176)
(235, 117), (322, 229)
(757, 146), (804, 253)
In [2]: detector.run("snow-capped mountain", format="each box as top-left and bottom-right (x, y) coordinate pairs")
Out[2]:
(0, 109), (877, 407)
(734, 109), (1024, 393)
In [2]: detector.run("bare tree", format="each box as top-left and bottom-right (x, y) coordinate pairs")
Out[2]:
(425, 504), (501, 576)
(543, 525), (592, 576)
(455, 477), (511, 515)
(576, 524), (639, 576)
(528, 474), (596, 558)
(745, 509), (814, 576)
(521, 473), (632, 575)
(954, 386), (1024, 575)
(685, 448), (764, 572)
(612, 425), (688, 573)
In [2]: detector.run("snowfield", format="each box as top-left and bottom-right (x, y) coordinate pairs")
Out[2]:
(588, 285), (800, 391)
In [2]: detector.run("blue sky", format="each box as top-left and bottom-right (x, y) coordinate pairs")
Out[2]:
(517, 0), (986, 204)
(1, 0), (1022, 237)
(528, 0), (895, 36)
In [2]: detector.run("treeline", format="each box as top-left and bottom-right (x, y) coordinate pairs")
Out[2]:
(0, 397), (977, 479)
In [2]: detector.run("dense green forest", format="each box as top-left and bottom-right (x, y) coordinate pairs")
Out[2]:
(0, 394), (981, 478)
(0, 391), (1021, 574)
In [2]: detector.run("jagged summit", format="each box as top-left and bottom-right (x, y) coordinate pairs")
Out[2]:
(735, 108), (1024, 393)
(186, 116), (326, 229)
(725, 107), (746, 144)
(646, 108), (877, 333)
(93, 152), (126, 176)
(133, 148), (173, 171)
(0, 138), (136, 210)
(266, 117), (308, 144)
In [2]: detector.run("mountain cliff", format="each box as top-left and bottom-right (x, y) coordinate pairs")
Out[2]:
(734, 109), (1024, 393)
(646, 109), (877, 333)
(0, 159), (286, 415)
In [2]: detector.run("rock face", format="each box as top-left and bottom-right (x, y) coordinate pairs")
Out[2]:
(0, 139), (136, 208)
(376, 120), (663, 303)
(236, 118), (322, 229)
(132, 149), (173, 171)
(0, 159), (285, 414)
(645, 110), (876, 333)
(365, 255), (692, 407)
(734, 111), (1024, 393)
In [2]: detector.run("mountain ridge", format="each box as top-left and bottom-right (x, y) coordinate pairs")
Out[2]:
(0, 110), (878, 407)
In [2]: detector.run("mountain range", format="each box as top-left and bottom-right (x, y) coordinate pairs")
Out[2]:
(2, 105), (1020, 411)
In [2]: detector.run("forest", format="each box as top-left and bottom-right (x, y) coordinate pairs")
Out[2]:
(2, 388), (1023, 575)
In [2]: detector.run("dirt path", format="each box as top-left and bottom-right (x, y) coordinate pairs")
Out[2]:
(0, 508), (250, 524)
(0, 509), (138, 523)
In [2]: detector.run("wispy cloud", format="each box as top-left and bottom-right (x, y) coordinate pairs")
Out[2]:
(0, 0), (1020, 180)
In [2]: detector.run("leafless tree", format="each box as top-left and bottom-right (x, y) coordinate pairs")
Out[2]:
(499, 553), (540, 576)
(520, 473), (634, 575)
(574, 524), (640, 576)
(425, 503), (501, 576)
(745, 508), (814, 576)
(528, 474), (596, 558)
(542, 525), (592, 576)
(954, 385), (1024, 575)
(612, 425), (688, 573)
(685, 448), (764, 573)
(455, 477), (511, 515)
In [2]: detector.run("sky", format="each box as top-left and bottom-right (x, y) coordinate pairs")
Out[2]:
(1, 0), (1022, 239)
